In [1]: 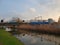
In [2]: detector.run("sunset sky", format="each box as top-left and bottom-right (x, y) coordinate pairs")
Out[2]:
(0, 0), (60, 22)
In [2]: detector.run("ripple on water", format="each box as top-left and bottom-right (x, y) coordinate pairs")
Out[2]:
(14, 33), (60, 45)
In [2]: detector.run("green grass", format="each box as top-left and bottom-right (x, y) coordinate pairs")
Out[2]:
(0, 29), (24, 45)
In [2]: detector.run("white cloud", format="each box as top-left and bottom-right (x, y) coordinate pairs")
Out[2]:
(1, 0), (60, 22)
(36, 0), (60, 21)
(29, 8), (36, 13)
(11, 0), (60, 21)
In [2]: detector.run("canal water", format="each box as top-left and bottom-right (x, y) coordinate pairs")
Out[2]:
(14, 33), (60, 45)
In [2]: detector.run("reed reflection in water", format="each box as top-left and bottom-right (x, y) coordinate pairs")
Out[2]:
(14, 33), (60, 45)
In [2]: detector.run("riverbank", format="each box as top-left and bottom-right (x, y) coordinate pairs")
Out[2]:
(0, 29), (24, 45)
(17, 23), (60, 35)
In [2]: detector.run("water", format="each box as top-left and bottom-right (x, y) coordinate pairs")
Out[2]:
(14, 33), (60, 45)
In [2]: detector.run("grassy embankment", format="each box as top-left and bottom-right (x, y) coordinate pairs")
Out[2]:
(0, 29), (24, 45)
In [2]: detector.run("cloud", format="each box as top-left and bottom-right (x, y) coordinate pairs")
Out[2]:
(10, 0), (60, 21)
(1, 0), (60, 22)
(20, 8), (37, 20)
(29, 8), (36, 13)
(36, 0), (60, 21)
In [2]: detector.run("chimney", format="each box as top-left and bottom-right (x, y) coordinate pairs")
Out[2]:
(58, 16), (60, 23)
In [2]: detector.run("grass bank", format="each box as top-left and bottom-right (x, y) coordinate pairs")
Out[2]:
(0, 29), (24, 45)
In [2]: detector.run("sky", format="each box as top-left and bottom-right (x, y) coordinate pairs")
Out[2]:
(0, 0), (60, 22)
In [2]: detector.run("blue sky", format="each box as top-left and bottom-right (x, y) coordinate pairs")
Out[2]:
(0, 0), (60, 21)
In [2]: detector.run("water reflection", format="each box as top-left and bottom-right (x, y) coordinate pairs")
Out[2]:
(14, 33), (60, 45)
